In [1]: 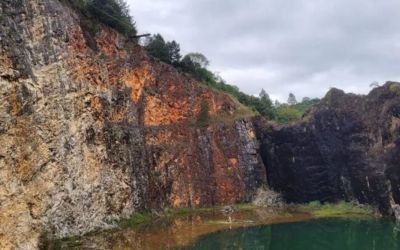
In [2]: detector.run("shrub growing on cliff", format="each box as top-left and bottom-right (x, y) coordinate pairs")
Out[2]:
(69, 0), (137, 37)
(256, 89), (274, 118)
(389, 83), (400, 95)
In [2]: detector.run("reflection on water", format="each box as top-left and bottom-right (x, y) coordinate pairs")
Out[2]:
(51, 208), (313, 249)
(49, 207), (399, 250)
(183, 218), (400, 250)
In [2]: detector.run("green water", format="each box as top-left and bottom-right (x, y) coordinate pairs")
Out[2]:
(182, 218), (400, 250)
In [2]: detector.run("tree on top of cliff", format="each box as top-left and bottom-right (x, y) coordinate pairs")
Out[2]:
(141, 30), (318, 123)
(287, 93), (298, 105)
(183, 53), (210, 68)
(70, 0), (137, 37)
(179, 53), (214, 81)
(143, 34), (181, 65)
(257, 89), (274, 118)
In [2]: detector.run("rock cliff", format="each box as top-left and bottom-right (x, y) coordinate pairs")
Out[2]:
(0, 0), (265, 248)
(256, 82), (400, 215)
(2, 1), (400, 249)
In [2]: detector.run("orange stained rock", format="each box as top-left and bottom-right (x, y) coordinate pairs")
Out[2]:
(172, 195), (183, 208)
(68, 26), (88, 53)
(95, 28), (121, 57)
(210, 131), (244, 203)
(144, 95), (190, 126)
(122, 66), (154, 103)
(146, 130), (174, 146)
(229, 158), (238, 166)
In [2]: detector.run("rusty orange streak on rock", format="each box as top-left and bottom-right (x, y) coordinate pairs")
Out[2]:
(122, 66), (153, 103)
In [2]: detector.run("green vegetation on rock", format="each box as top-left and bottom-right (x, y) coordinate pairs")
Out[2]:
(64, 3), (319, 124)
(197, 99), (210, 127)
(143, 33), (319, 123)
(118, 212), (153, 228)
(143, 34), (181, 65)
(67, 0), (137, 37)
(296, 201), (374, 218)
(389, 82), (400, 95)
(274, 98), (320, 124)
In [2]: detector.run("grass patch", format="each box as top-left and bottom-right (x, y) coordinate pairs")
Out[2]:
(235, 203), (260, 210)
(210, 93), (257, 125)
(118, 212), (153, 228)
(210, 106), (256, 125)
(162, 204), (259, 218)
(115, 205), (259, 229)
(389, 83), (400, 95)
(296, 201), (374, 218)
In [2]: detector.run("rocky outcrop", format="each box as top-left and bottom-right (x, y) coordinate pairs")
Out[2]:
(2, 1), (399, 249)
(256, 82), (400, 215)
(0, 1), (265, 248)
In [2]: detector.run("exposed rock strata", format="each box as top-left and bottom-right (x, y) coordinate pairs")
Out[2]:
(2, 1), (400, 249)
(0, 1), (265, 248)
(256, 83), (400, 215)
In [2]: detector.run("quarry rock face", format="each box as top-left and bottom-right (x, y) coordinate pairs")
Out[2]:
(256, 83), (400, 215)
(0, 0), (265, 248)
(2, 1), (400, 249)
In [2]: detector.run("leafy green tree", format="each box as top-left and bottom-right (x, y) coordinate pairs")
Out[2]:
(167, 41), (181, 65)
(86, 0), (137, 36)
(179, 54), (197, 74)
(287, 93), (297, 105)
(144, 34), (170, 62)
(180, 53), (209, 74)
(179, 53), (217, 84)
(256, 89), (274, 118)
(184, 53), (210, 68)
(259, 89), (269, 100)
(144, 34), (181, 65)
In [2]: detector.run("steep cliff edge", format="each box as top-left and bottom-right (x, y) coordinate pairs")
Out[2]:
(3, 1), (400, 249)
(0, 1), (265, 248)
(256, 82), (400, 215)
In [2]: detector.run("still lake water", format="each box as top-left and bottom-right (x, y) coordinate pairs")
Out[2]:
(182, 218), (400, 250)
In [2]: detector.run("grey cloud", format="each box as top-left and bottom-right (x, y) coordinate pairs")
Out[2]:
(128, 0), (400, 101)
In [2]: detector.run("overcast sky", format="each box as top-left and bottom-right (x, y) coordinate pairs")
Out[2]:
(127, 0), (400, 102)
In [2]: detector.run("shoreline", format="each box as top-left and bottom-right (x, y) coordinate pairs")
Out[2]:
(42, 201), (377, 249)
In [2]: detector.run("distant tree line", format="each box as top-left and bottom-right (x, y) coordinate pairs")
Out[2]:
(143, 34), (320, 123)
